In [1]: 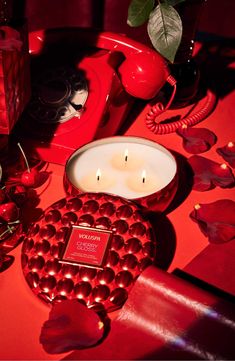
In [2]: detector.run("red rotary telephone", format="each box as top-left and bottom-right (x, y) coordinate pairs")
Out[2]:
(14, 28), (214, 164)
(28, 29), (171, 100)
(14, 28), (172, 164)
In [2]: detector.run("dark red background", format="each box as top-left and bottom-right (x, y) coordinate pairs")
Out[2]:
(25, 0), (235, 41)
(0, 1), (235, 359)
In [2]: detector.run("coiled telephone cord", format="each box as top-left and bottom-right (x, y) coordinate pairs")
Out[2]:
(145, 75), (217, 135)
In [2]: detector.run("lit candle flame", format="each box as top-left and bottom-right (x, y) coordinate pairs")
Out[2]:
(220, 163), (227, 170)
(142, 169), (146, 184)
(124, 149), (128, 163)
(96, 168), (101, 181)
(194, 204), (201, 210)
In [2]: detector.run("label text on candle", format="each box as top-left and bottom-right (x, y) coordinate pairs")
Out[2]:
(60, 225), (113, 269)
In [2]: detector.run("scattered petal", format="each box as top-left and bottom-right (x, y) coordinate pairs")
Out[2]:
(177, 127), (217, 154)
(217, 142), (235, 168)
(188, 155), (235, 191)
(40, 299), (105, 354)
(190, 200), (235, 243)
(33, 171), (52, 188)
(0, 253), (14, 272)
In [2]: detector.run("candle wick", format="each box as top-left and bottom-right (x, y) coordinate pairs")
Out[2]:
(124, 149), (128, 164)
(142, 170), (146, 184)
(96, 168), (101, 182)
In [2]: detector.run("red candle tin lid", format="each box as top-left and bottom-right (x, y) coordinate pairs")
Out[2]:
(21, 192), (157, 312)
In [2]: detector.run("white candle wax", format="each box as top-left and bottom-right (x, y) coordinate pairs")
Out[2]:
(65, 137), (177, 200)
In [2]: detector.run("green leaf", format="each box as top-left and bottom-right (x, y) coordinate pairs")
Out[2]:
(163, 0), (187, 6)
(127, 0), (155, 27)
(147, 3), (182, 63)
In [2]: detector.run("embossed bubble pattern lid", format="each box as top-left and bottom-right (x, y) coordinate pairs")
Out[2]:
(21, 192), (157, 312)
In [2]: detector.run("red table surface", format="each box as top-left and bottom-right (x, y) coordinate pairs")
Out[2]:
(0, 46), (235, 359)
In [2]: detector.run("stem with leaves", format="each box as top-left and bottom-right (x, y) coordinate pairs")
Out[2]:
(127, 0), (186, 62)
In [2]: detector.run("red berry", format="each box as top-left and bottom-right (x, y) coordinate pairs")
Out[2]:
(8, 185), (27, 206)
(17, 142), (42, 188)
(21, 168), (40, 188)
(0, 202), (19, 222)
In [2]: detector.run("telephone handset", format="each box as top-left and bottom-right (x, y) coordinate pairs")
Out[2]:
(29, 29), (171, 100)
(83, 31), (171, 100)
(15, 28), (174, 164)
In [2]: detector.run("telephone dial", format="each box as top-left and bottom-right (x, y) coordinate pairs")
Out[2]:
(13, 27), (174, 165)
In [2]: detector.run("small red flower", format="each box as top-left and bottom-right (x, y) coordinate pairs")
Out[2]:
(190, 200), (235, 243)
(177, 127), (217, 154)
(40, 299), (106, 354)
(188, 155), (235, 191)
(217, 142), (235, 168)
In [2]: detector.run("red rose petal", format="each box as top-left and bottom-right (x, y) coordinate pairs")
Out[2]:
(177, 127), (217, 154)
(40, 299), (105, 354)
(188, 155), (235, 191)
(190, 200), (235, 243)
(217, 142), (235, 168)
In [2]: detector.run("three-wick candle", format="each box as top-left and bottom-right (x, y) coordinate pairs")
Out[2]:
(64, 136), (178, 212)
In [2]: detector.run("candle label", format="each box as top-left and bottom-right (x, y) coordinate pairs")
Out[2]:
(59, 225), (113, 269)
